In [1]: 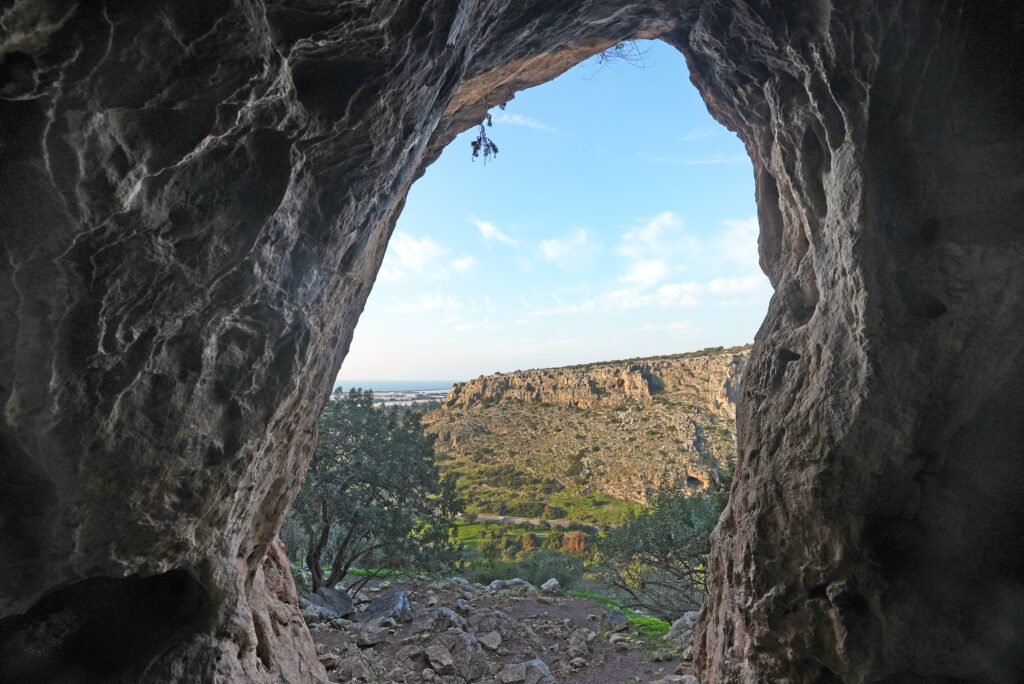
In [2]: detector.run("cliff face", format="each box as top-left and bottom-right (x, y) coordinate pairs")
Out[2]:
(426, 349), (747, 507)
(2, 1), (1023, 682)
(442, 349), (746, 411)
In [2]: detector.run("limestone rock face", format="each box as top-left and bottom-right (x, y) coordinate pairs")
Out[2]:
(1, 1), (1022, 683)
(442, 350), (747, 410)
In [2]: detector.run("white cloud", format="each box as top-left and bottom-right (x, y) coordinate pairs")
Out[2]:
(493, 112), (560, 133)
(716, 216), (760, 271)
(679, 127), (719, 142)
(519, 296), (530, 309)
(450, 255), (477, 273)
(381, 231), (458, 280)
(619, 258), (669, 289)
(389, 292), (463, 321)
(618, 211), (695, 262)
(390, 232), (448, 272)
(539, 228), (591, 269)
(708, 272), (765, 294)
(635, 320), (698, 334)
(471, 218), (518, 246)
(656, 281), (704, 307)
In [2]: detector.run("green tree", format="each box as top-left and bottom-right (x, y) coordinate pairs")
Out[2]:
(596, 490), (721, 618)
(289, 389), (462, 592)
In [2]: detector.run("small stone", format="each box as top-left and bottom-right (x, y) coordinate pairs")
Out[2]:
(570, 657), (587, 669)
(317, 653), (340, 669)
(540, 578), (561, 595)
(478, 630), (502, 651)
(421, 668), (435, 681)
(424, 643), (454, 674)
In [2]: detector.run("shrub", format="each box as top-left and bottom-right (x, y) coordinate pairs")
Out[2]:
(595, 490), (722, 618)
(463, 549), (584, 589)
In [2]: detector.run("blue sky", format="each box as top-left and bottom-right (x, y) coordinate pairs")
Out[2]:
(337, 40), (769, 384)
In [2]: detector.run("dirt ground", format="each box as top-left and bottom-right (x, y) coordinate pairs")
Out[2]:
(308, 577), (696, 683)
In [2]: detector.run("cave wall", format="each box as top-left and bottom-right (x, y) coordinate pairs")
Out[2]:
(1, 1), (1022, 681)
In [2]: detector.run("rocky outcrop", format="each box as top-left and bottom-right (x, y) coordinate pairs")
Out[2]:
(2, 1), (1022, 682)
(442, 347), (747, 410)
(425, 348), (744, 506)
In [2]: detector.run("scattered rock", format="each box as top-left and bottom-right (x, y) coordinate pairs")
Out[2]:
(496, 659), (553, 684)
(397, 644), (424, 662)
(356, 626), (389, 647)
(435, 628), (488, 681)
(316, 585), (356, 617)
(455, 598), (472, 615)
(540, 578), (561, 595)
(601, 610), (630, 632)
(317, 653), (340, 669)
(478, 630), (502, 651)
(423, 643), (454, 674)
(357, 590), (413, 623)
(413, 606), (468, 634)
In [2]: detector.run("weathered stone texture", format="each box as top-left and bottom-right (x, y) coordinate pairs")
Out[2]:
(1, 0), (1022, 682)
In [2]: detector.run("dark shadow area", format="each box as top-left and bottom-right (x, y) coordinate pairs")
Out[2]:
(0, 569), (208, 683)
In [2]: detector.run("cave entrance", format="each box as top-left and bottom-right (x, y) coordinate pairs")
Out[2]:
(338, 39), (768, 389)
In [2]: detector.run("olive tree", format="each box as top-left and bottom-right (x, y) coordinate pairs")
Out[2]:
(289, 389), (462, 592)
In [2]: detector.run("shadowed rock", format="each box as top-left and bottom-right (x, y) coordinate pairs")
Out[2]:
(1, 1), (1022, 682)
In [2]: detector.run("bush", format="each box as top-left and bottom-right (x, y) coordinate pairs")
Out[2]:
(463, 549), (584, 589)
(595, 490), (721, 618)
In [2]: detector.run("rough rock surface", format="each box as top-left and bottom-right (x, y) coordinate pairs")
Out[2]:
(441, 350), (746, 410)
(2, 1), (1023, 682)
(425, 348), (745, 504)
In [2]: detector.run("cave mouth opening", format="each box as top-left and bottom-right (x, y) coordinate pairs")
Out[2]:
(0, 569), (209, 683)
(338, 38), (767, 395)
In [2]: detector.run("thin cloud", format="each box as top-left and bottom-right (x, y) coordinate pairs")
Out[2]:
(539, 228), (591, 269)
(471, 218), (518, 246)
(641, 154), (749, 166)
(634, 320), (698, 333)
(492, 112), (560, 134)
(381, 231), (451, 280)
(389, 292), (463, 319)
(717, 216), (760, 271)
(679, 126), (719, 142)
(450, 255), (478, 273)
(619, 258), (670, 289)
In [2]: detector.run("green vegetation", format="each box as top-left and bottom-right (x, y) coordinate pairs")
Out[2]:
(596, 490), (723, 617)
(464, 549), (585, 589)
(285, 389), (462, 592)
(568, 591), (671, 648)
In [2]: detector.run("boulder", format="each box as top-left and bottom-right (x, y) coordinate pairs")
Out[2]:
(315, 586), (355, 617)
(496, 659), (553, 684)
(664, 611), (699, 650)
(567, 629), (591, 658)
(355, 626), (388, 647)
(435, 628), (488, 682)
(302, 592), (341, 620)
(413, 606), (468, 634)
(540, 578), (561, 596)
(356, 590), (412, 623)
(423, 643), (454, 674)
(601, 610), (630, 632)
(478, 630), (502, 651)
